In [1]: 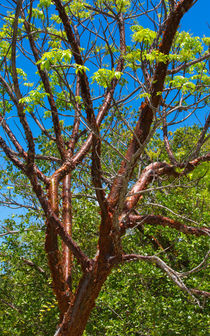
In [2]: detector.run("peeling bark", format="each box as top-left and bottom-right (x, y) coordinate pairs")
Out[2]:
(0, 0), (207, 335)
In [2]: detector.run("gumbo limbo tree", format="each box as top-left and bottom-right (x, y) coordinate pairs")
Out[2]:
(0, 0), (209, 335)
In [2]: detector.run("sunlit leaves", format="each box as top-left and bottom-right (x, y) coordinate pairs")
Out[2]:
(38, 0), (52, 8)
(23, 82), (34, 87)
(174, 32), (203, 61)
(115, 0), (131, 12)
(19, 87), (49, 110)
(202, 37), (210, 46)
(74, 64), (89, 74)
(96, 0), (130, 12)
(169, 75), (196, 93)
(131, 25), (156, 45)
(92, 69), (122, 87)
(0, 41), (11, 60)
(31, 8), (45, 20)
(36, 48), (72, 71)
(67, 0), (92, 19)
(144, 49), (168, 64)
(139, 92), (151, 99)
(16, 68), (27, 80)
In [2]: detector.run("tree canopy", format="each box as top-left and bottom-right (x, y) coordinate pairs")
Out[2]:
(0, 0), (209, 335)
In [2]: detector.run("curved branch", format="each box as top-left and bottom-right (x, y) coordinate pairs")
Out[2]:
(124, 162), (166, 212)
(109, 253), (202, 307)
(163, 119), (177, 164)
(123, 214), (209, 237)
(0, 115), (27, 158)
(108, 0), (195, 209)
(180, 250), (209, 277)
(123, 154), (210, 214)
(0, 75), (49, 184)
(0, 74), (18, 105)
(187, 113), (210, 161)
(0, 136), (26, 172)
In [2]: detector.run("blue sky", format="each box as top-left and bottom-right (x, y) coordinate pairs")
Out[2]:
(181, 0), (210, 37)
(0, 0), (209, 223)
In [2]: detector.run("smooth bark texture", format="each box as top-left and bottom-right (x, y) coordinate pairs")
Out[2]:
(0, 0), (209, 335)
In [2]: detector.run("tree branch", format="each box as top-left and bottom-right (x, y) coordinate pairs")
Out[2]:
(21, 257), (49, 280)
(190, 288), (210, 298)
(0, 115), (27, 158)
(179, 250), (209, 277)
(27, 171), (92, 273)
(187, 113), (210, 161)
(123, 162), (167, 212)
(167, 52), (210, 75)
(108, 0), (195, 209)
(109, 253), (202, 307)
(53, 0), (97, 129)
(22, 17), (66, 160)
(41, 5), (126, 185)
(123, 214), (209, 237)
(11, 0), (35, 167)
(0, 136), (26, 172)
(163, 118), (177, 164)
(123, 154), (210, 214)
(0, 298), (22, 313)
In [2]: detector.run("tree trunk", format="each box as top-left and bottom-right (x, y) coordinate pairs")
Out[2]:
(57, 263), (112, 336)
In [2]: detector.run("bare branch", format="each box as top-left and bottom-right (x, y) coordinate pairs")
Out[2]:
(123, 214), (209, 237)
(123, 154), (210, 215)
(11, 0), (35, 166)
(180, 250), (209, 277)
(22, 17), (66, 160)
(188, 113), (210, 160)
(53, 0), (97, 130)
(20, 257), (49, 279)
(0, 136), (26, 171)
(110, 253), (202, 307)
(0, 115), (27, 158)
(163, 118), (177, 164)
(190, 288), (210, 298)
(167, 53), (210, 75)
(108, 0), (195, 209)
(0, 298), (22, 313)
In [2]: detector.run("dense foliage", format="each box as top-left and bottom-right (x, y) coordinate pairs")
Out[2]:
(0, 0), (209, 335)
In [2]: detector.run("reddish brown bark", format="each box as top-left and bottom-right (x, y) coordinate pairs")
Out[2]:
(123, 162), (167, 212)
(56, 266), (112, 336)
(1, 0), (208, 335)
(62, 174), (73, 287)
(45, 179), (70, 318)
(107, 0), (195, 209)
(123, 214), (210, 237)
(123, 155), (210, 215)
